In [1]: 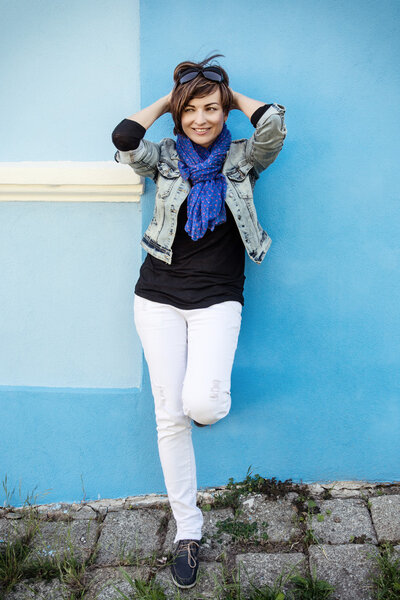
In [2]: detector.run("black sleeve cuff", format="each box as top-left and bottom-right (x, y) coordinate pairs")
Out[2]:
(250, 104), (272, 128)
(112, 119), (146, 151)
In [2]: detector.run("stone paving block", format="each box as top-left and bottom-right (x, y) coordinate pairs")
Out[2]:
(60, 504), (97, 520)
(369, 495), (400, 542)
(319, 481), (377, 499)
(199, 508), (237, 560)
(238, 494), (301, 542)
(198, 489), (217, 504)
(309, 544), (379, 600)
(86, 565), (151, 600)
(235, 552), (307, 596)
(30, 503), (74, 518)
(33, 504), (97, 522)
(0, 517), (28, 545)
(4, 512), (23, 520)
(310, 498), (377, 544)
(68, 504), (98, 520)
(123, 494), (170, 509)
(329, 489), (363, 499)
(86, 498), (127, 516)
(95, 508), (166, 565)
(3, 579), (69, 600)
(155, 560), (226, 599)
(162, 507), (235, 560)
(27, 518), (98, 563)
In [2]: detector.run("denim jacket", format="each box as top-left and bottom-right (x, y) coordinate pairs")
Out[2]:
(114, 103), (287, 264)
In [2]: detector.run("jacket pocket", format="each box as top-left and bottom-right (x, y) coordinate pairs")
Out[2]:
(225, 164), (254, 199)
(156, 161), (181, 198)
(157, 160), (180, 179)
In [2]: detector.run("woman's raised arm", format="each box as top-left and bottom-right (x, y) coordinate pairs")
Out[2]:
(126, 92), (172, 130)
(112, 92), (173, 179)
(112, 91), (172, 157)
(230, 90), (266, 120)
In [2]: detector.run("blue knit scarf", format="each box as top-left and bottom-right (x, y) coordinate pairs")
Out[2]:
(176, 123), (232, 241)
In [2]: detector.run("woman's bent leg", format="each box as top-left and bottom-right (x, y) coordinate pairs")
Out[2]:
(133, 295), (203, 543)
(182, 301), (242, 425)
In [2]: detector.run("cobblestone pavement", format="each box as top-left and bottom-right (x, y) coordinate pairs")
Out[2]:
(1, 481), (399, 599)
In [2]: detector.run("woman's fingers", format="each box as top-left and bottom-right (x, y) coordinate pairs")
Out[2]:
(164, 90), (173, 113)
(229, 88), (239, 110)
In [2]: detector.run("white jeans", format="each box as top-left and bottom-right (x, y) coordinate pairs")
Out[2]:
(133, 294), (242, 543)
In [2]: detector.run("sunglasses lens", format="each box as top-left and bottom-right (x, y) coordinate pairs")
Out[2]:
(202, 68), (223, 82)
(179, 70), (199, 84)
(179, 67), (224, 84)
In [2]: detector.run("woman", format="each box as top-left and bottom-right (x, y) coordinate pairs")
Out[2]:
(112, 54), (287, 589)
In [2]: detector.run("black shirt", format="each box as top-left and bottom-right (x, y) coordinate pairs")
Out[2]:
(134, 199), (246, 309)
(112, 104), (271, 309)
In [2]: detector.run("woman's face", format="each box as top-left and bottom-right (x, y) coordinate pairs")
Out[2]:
(181, 88), (228, 148)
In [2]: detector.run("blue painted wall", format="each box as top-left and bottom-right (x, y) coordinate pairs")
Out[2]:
(139, 0), (400, 486)
(1, 0), (400, 506)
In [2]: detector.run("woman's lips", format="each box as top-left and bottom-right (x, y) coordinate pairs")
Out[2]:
(192, 128), (210, 135)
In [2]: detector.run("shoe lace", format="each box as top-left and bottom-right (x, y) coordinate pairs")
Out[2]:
(177, 539), (200, 568)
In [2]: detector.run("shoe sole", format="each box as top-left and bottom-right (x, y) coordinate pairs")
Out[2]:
(171, 573), (198, 588)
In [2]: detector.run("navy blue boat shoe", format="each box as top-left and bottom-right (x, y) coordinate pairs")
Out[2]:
(170, 538), (200, 588)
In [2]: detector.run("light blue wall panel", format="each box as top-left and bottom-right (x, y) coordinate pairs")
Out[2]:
(0, 201), (142, 387)
(0, 0), (140, 161)
(0, 0), (142, 389)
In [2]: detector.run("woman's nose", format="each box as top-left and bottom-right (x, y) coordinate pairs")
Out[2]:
(194, 110), (206, 125)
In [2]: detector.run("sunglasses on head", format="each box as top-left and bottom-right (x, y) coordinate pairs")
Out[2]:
(178, 66), (224, 85)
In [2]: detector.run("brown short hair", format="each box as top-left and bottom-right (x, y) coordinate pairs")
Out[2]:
(170, 54), (233, 135)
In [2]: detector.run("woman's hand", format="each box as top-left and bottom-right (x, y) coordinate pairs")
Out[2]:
(229, 89), (239, 111)
(163, 91), (173, 114)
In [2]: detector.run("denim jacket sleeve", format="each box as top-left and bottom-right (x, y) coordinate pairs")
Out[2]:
(114, 138), (161, 181)
(244, 103), (287, 176)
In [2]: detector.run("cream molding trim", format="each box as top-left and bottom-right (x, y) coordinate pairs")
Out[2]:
(0, 161), (144, 202)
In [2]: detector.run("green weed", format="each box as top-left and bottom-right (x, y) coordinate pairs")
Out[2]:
(2, 474), (51, 509)
(215, 517), (259, 543)
(213, 466), (301, 511)
(113, 567), (167, 599)
(304, 529), (320, 548)
(0, 513), (39, 591)
(0, 511), (95, 597)
(289, 570), (334, 599)
(370, 544), (400, 599)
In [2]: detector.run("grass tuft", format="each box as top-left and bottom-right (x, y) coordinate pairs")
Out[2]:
(113, 567), (167, 599)
(2, 474), (51, 509)
(212, 466), (302, 511)
(0, 507), (95, 597)
(370, 544), (400, 599)
(289, 570), (334, 599)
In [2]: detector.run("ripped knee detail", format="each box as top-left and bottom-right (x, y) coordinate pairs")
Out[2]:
(210, 379), (221, 400)
(153, 384), (166, 401)
(184, 380), (231, 425)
